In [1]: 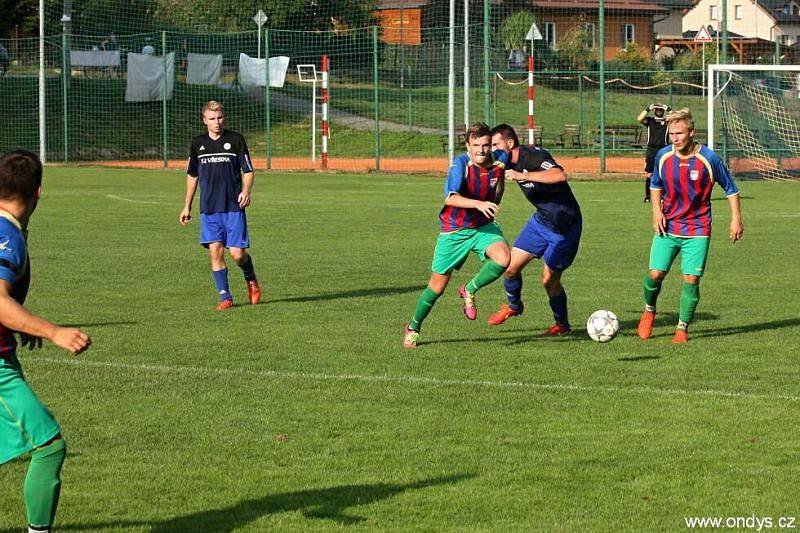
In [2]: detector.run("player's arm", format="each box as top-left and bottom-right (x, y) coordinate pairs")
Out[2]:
(637, 107), (650, 125)
(649, 155), (666, 234)
(180, 175), (198, 226)
(506, 151), (566, 184)
(0, 280), (90, 354)
(181, 142), (200, 225)
(711, 153), (743, 242)
(238, 136), (255, 208)
(445, 194), (498, 219)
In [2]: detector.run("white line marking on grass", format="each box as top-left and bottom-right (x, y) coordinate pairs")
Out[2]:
(106, 194), (165, 205)
(31, 357), (799, 403)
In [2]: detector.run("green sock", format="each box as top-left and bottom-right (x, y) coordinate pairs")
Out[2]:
(679, 282), (700, 325)
(643, 275), (663, 310)
(25, 438), (66, 529)
(409, 287), (442, 331)
(465, 260), (506, 294)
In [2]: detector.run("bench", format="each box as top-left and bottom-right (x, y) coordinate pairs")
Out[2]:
(592, 124), (644, 150)
(555, 124), (583, 149)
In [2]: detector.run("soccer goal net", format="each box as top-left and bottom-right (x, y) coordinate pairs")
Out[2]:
(708, 64), (800, 181)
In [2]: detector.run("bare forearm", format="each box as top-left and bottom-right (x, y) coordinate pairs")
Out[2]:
(184, 176), (198, 210)
(521, 168), (567, 184)
(727, 193), (741, 221)
(494, 177), (505, 204)
(241, 172), (254, 195)
(0, 296), (57, 341)
(444, 194), (479, 209)
(637, 110), (648, 123)
(650, 189), (663, 215)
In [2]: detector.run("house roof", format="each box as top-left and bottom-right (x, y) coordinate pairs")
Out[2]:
(757, 0), (800, 23)
(681, 28), (745, 39)
(375, 0), (429, 9)
(650, 0), (693, 7)
(529, 0), (668, 12)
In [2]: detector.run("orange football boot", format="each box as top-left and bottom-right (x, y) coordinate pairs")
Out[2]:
(247, 280), (262, 305)
(487, 304), (522, 326)
(672, 329), (688, 344)
(216, 299), (234, 311)
(637, 310), (655, 339)
(542, 323), (571, 336)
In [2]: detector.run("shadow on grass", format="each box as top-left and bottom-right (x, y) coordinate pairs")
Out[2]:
(270, 284), (427, 304)
(61, 321), (138, 328)
(691, 317), (800, 339)
(38, 473), (474, 532)
(617, 355), (662, 362)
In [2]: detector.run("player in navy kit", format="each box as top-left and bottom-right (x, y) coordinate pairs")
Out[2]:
(488, 124), (582, 335)
(0, 150), (91, 533)
(180, 101), (261, 309)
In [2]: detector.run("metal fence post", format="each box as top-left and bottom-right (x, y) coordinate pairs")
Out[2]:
(373, 26), (381, 171)
(62, 33), (68, 163)
(162, 31), (168, 168)
(265, 28), (271, 170)
(483, 0), (490, 123)
(599, 1), (606, 173)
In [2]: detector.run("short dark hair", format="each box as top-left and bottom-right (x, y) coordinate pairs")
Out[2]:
(0, 149), (43, 202)
(465, 122), (492, 143)
(490, 123), (520, 148)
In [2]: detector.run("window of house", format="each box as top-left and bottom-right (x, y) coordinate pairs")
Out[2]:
(543, 22), (556, 49)
(735, 5), (743, 19)
(621, 24), (635, 49)
(710, 5), (718, 20)
(583, 22), (596, 48)
(793, 3), (800, 15)
(781, 34), (790, 45)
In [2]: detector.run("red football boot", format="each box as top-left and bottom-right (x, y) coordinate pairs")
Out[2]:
(637, 310), (655, 340)
(216, 299), (234, 311)
(542, 323), (571, 336)
(672, 329), (688, 344)
(487, 304), (523, 326)
(247, 280), (262, 305)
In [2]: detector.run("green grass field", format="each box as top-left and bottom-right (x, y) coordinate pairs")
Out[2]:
(0, 167), (798, 531)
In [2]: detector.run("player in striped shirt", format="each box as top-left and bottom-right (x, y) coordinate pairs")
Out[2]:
(404, 123), (511, 348)
(637, 108), (743, 343)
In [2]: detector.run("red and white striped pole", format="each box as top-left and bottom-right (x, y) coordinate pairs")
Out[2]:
(321, 55), (329, 170)
(528, 54), (535, 146)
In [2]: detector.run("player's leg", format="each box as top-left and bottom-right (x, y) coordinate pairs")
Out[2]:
(200, 213), (233, 309)
(644, 173), (652, 203)
(461, 223), (510, 320)
(643, 147), (657, 203)
(0, 361), (65, 533)
(25, 435), (66, 533)
(673, 237), (710, 343)
(208, 242), (232, 309)
(225, 212), (260, 305)
(405, 231), (469, 347)
(638, 234), (679, 339)
(487, 247), (535, 325)
(539, 221), (581, 335)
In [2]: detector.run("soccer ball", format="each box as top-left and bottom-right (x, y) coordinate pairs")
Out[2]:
(586, 310), (620, 343)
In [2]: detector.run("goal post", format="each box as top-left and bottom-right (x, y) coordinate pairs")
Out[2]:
(708, 63), (800, 181)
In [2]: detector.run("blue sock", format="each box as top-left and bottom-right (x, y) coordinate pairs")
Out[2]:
(212, 268), (232, 301)
(238, 254), (256, 282)
(504, 276), (523, 311)
(549, 289), (569, 327)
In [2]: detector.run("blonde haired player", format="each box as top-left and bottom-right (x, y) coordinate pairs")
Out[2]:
(637, 108), (743, 343)
(180, 101), (261, 309)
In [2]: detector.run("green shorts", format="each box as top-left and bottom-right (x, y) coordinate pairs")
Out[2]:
(0, 355), (61, 465)
(649, 234), (711, 277)
(431, 221), (507, 275)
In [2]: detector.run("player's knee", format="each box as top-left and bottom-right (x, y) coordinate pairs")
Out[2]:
(230, 249), (246, 263)
(493, 252), (511, 269)
(649, 270), (666, 282)
(683, 274), (700, 285)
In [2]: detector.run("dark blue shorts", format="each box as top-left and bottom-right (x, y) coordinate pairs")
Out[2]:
(200, 211), (249, 249)
(513, 215), (581, 272)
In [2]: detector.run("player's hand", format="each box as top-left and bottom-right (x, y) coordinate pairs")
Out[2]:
(237, 192), (251, 209)
(646, 104), (654, 112)
(505, 169), (526, 182)
(50, 327), (91, 355)
(653, 213), (667, 236)
(179, 208), (192, 226)
(475, 201), (498, 218)
(729, 219), (744, 243)
(19, 333), (42, 351)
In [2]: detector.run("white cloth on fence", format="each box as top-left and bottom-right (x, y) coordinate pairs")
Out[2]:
(238, 53), (290, 89)
(125, 52), (175, 102)
(186, 53), (222, 85)
(70, 50), (120, 67)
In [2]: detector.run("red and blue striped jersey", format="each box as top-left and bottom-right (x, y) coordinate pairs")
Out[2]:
(0, 212), (30, 358)
(650, 144), (739, 238)
(439, 151), (508, 232)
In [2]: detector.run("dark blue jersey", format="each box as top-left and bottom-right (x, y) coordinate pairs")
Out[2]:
(0, 213), (30, 357)
(187, 130), (253, 214)
(512, 146), (581, 234)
